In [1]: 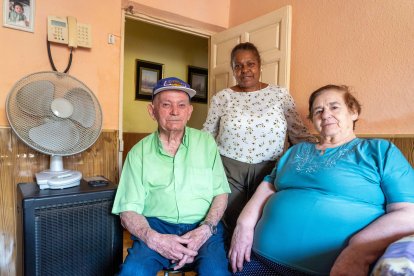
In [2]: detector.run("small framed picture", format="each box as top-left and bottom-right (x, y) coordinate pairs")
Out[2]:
(187, 66), (208, 103)
(135, 59), (163, 101)
(3, 0), (35, 32)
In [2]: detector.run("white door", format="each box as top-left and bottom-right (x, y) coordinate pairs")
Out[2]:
(210, 6), (292, 98)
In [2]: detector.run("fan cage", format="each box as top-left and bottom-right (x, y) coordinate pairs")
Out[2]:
(6, 71), (103, 156)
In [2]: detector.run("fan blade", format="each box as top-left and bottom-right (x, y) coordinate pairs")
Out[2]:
(16, 80), (54, 116)
(64, 88), (96, 128)
(28, 120), (80, 151)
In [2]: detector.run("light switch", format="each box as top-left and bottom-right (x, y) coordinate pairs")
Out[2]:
(108, 34), (115, 44)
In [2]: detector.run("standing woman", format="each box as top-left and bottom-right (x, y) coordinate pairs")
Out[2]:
(203, 42), (316, 235)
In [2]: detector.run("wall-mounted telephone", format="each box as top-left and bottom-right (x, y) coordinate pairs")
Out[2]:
(47, 16), (92, 48)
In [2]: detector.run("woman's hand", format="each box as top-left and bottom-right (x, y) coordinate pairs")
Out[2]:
(228, 181), (276, 273)
(331, 202), (414, 276)
(330, 245), (369, 276)
(228, 224), (255, 273)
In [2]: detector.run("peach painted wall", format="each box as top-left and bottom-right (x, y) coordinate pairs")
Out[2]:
(0, 0), (122, 129)
(3, 1), (411, 133)
(127, 0), (230, 28)
(229, 0), (414, 134)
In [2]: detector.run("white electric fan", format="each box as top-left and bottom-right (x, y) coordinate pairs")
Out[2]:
(6, 71), (102, 189)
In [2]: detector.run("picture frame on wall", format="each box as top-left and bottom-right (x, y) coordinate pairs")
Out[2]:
(187, 66), (208, 103)
(3, 0), (35, 32)
(136, 59), (163, 101)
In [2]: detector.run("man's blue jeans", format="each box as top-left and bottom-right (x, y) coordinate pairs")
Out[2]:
(119, 217), (231, 276)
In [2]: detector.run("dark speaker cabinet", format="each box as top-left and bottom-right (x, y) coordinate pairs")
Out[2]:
(17, 181), (123, 276)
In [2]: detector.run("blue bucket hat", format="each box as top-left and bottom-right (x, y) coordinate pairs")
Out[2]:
(152, 77), (196, 98)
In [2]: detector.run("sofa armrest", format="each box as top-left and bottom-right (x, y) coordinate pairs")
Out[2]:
(371, 235), (414, 276)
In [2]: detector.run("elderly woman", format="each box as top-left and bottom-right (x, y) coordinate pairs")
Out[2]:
(229, 84), (414, 275)
(203, 42), (316, 235)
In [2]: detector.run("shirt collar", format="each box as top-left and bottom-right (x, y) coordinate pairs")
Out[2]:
(155, 127), (189, 152)
(182, 127), (189, 148)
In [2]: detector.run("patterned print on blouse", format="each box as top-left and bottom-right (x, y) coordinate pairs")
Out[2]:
(202, 84), (316, 164)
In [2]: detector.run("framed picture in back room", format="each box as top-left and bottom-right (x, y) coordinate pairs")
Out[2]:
(136, 59), (163, 101)
(187, 66), (208, 103)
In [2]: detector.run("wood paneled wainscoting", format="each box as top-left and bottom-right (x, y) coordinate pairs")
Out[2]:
(122, 132), (414, 169)
(122, 132), (150, 164)
(0, 127), (118, 276)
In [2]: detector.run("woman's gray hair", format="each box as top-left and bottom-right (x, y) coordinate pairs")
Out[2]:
(308, 84), (362, 129)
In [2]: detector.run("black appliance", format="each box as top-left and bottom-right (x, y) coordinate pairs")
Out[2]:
(16, 180), (122, 276)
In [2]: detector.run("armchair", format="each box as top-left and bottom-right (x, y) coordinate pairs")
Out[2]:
(371, 235), (414, 275)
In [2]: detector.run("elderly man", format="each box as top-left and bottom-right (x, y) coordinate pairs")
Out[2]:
(112, 77), (231, 275)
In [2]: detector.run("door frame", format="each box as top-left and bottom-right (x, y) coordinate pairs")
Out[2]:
(118, 10), (215, 177)
(118, 7), (291, 176)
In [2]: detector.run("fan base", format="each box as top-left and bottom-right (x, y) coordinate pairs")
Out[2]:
(36, 170), (82, 190)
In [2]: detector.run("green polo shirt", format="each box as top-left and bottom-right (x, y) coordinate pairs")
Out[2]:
(112, 127), (230, 224)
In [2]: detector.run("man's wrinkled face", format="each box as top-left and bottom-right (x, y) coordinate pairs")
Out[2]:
(148, 90), (193, 133)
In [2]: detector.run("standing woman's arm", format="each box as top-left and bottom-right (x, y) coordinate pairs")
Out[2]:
(282, 88), (317, 144)
(202, 92), (226, 138)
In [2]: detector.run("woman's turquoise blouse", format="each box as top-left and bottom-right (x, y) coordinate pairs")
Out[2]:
(254, 138), (414, 275)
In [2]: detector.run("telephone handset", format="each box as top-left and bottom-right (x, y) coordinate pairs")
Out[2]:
(47, 16), (92, 48)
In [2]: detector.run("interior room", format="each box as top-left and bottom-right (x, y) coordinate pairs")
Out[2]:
(1, 0), (413, 275)
(122, 19), (209, 163)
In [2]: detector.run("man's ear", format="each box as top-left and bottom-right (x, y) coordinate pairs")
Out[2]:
(147, 103), (156, 121)
(187, 104), (194, 121)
